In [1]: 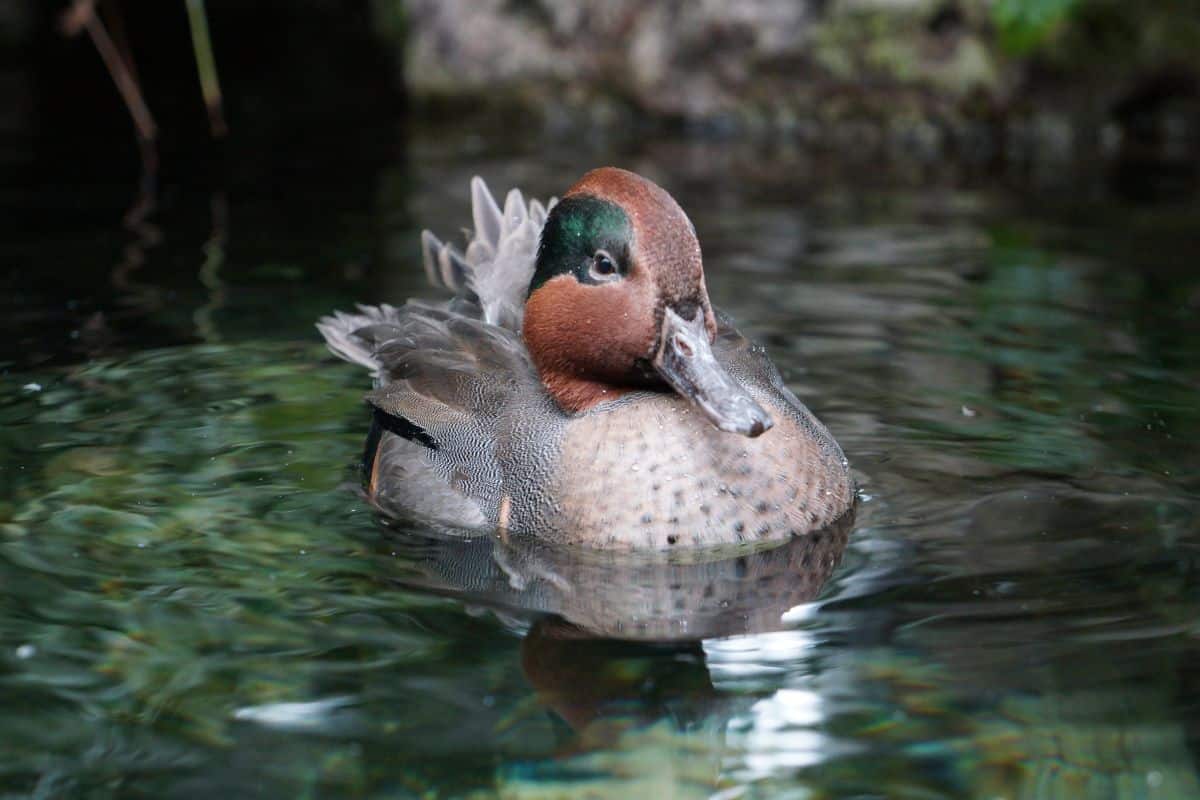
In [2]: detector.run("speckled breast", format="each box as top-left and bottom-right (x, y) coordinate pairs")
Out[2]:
(543, 389), (854, 549)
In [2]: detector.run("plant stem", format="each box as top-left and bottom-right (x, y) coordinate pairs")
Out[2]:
(185, 0), (227, 138)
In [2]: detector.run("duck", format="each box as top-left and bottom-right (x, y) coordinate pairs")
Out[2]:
(318, 167), (853, 550)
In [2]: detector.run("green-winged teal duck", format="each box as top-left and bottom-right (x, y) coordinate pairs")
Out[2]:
(318, 168), (853, 549)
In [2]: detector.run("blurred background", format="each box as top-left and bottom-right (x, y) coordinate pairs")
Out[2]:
(2, 1), (1199, 798)
(3, 0), (1198, 366)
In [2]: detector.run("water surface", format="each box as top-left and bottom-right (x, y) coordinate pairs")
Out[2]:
(2, 131), (1199, 798)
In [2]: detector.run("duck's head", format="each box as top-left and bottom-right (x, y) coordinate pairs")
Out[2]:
(523, 167), (772, 438)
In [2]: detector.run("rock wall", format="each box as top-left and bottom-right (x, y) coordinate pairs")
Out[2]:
(383, 0), (1200, 162)
(397, 1), (999, 119)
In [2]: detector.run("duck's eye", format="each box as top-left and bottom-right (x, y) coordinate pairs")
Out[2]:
(589, 250), (620, 280)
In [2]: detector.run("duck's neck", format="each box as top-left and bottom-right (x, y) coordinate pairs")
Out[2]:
(538, 369), (632, 414)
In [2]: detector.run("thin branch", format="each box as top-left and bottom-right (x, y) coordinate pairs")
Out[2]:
(103, 0), (141, 87)
(62, 0), (157, 143)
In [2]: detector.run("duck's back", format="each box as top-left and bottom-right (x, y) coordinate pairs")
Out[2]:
(318, 178), (555, 527)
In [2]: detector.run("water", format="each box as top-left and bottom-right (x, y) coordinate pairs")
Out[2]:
(2, 128), (1199, 798)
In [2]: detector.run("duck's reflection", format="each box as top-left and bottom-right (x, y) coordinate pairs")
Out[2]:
(520, 618), (714, 734)
(382, 511), (853, 736)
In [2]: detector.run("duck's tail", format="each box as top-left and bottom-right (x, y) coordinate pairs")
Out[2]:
(315, 303), (404, 375)
(317, 177), (552, 375)
(420, 177), (555, 332)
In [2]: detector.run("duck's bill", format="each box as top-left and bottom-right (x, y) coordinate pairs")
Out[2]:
(653, 307), (774, 438)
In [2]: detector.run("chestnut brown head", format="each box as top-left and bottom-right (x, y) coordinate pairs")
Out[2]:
(522, 167), (771, 437)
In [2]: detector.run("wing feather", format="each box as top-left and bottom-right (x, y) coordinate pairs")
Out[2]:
(416, 176), (556, 331)
(316, 302), (538, 442)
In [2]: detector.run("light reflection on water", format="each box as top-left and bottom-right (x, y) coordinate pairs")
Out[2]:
(1, 133), (1198, 797)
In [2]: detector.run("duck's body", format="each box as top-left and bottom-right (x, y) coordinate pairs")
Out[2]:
(319, 169), (852, 550)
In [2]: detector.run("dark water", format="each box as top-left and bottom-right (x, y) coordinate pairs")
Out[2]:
(2, 128), (1199, 798)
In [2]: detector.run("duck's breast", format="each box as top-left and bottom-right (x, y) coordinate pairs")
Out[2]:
(542, 388), (853, 549)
